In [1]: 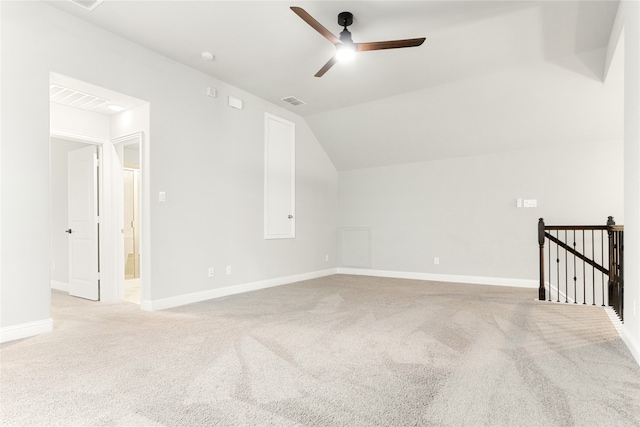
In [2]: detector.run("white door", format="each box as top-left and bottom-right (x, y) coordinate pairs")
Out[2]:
(264, 113), (295, 239)
(67, 145), (100, 300)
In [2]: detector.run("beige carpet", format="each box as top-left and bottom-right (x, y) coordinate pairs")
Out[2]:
(1, 275), (639, 426)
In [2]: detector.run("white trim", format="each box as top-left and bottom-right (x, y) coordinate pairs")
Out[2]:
(620, 327), (640, 367)
(141, 268), (338, 311)
(337, 268), (538, 288)
(0, 318), (53, 343)
(50, 129), (108, 145)
(547, 282), (577, 304)
(603, 306), (640, 368)
(50, 280), (69, 292)
(111, 132), (143, 146)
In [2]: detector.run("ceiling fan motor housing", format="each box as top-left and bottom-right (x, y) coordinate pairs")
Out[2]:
(338, 11), (353, 28)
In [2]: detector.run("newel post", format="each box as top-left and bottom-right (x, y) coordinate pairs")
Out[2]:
(538, 218), (546, 301)
(607, 216), (615, 298)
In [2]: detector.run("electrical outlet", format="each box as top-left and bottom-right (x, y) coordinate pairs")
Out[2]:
(226, 266), (232, 275)
(434, 257), (440, 265)
(208, 267), (215, 278)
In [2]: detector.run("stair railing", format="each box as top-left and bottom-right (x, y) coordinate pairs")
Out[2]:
(538, 217), (624, 321)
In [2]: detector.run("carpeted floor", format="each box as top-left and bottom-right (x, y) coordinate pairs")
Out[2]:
(1, 275), (639, 426)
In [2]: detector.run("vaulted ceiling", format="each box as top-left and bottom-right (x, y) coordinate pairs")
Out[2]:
(45, 0), (622, 170)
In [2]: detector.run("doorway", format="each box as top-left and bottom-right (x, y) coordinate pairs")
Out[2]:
(50, 136), (104, 300)
(113, 133), (144, 305)
(49, 72), (150, 307)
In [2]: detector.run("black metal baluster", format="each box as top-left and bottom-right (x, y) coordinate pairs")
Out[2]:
(556, 230), (560, 303)
(565, 230), (568, 303)
(573, 230), (577, 304)
(601, 230), (605, 306)
(548, 235), (552, 302)
(582, 230), (586, 305)
(592, 230), (596, 306)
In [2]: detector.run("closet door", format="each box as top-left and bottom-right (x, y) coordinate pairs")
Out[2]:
(264, 113), (295, 239)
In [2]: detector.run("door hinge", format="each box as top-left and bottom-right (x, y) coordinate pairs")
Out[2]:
(96, 216), (101, 224)
(94, 157), (101, 168)
(97, 272), (101, 280)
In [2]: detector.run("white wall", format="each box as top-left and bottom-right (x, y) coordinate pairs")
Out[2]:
(615, 0), (640, 363)
(339, 140), (624, 282)
(1, 1), (338, 337)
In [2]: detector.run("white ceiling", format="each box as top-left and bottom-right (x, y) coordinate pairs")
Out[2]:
(44, 0), (622, 170)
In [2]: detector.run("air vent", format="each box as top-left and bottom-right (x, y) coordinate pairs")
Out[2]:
(68, 0), (104, 11)
(281, 96), (306, 107)
(50, 84), (109, 111)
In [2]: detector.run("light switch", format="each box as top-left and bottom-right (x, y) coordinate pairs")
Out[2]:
(159, 191), (166, 202)
(523, 199), (537, 208)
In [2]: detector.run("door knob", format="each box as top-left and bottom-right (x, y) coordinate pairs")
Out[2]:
(65, 229), (72, 234)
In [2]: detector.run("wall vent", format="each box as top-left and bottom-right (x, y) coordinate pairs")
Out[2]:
(50, 85), (109, 111)
(68, 0), (104, 11)
(281, 96), (306, 107)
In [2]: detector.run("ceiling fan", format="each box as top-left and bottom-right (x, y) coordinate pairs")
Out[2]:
(291, 6), (426, 77)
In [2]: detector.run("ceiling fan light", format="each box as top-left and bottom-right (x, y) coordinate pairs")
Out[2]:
(335, 43), (356, 62)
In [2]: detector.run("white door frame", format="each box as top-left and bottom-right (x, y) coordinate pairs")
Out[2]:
(50, 129), (150, 306)
(112, 132), (149, 307)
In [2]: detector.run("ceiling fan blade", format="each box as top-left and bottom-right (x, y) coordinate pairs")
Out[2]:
(290, 7), (340, 45)
(315, 57), (338, 78)
(356, 38), (426, 52)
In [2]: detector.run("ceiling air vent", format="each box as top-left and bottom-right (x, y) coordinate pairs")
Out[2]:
(50, 85), (109, 111)
(68, 0), (104, 11)
(281, 96), (306, 107)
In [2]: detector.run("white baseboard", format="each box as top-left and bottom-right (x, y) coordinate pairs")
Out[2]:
(337, 268), (538, 289)
(620, 326), (640, 367)
(51, 280), (69, 292)
(0, 318), (53, 344)
(141, 268), (339, 311)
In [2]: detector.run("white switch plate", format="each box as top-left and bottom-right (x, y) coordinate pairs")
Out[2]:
(159, 191), (166, 202)
(208, 267), (215, 277)
(434, 257), (440, 265)
(226, 265), (232, 275)
(523, 199), (537, 208)
(206, 86), (217, 98)
(517, 198), (523, 208)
